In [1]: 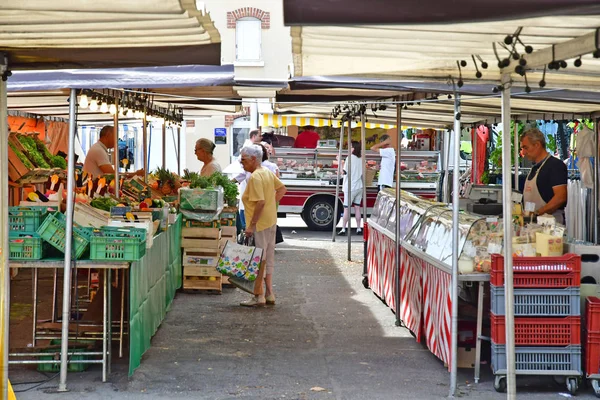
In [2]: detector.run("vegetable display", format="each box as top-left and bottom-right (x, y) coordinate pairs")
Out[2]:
(9, 141), (34, 169)
(90, 197), (119, 212)
(184, 170), (238, 206)
(33, 136), (67, 169)
(18, 135), (51, 169)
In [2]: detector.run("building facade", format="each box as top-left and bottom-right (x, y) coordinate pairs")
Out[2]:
(184, 0), (292, 174)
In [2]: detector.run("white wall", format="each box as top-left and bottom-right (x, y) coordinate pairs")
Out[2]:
(204, 0), (292, 80)
(184, 116), (231, 173)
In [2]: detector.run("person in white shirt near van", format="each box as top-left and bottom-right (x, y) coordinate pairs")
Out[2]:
(338, 141), (364, 235)
(370, 134), (396, 191)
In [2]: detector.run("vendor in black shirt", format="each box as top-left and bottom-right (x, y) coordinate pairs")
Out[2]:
(520, 128), (568, 224)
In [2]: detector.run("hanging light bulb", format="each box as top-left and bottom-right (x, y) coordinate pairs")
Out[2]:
(89, 98), (99, 111)
(118, 107), (125, 118)
(100, 101), (109, 113)
(80, 94), (89, 108)
(126, 108), (134, 118)
(109, 103), (117, 115)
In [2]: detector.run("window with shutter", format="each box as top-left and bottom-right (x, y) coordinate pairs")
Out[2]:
(236, 18), (261, 62)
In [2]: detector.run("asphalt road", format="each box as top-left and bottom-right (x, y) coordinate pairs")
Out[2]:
(9, 216), (597, 399)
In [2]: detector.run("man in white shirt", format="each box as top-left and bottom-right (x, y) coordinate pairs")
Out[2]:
(370, 134), (396, 191)
(83, 125), (115, 179)
(83, 125), (143, 179)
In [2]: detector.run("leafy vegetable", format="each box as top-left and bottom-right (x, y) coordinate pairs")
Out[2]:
(90, 196), (118, 212)
(18, 135), (51, 169)
(209, 172), (238, 206)
(8, 141), (34, 169)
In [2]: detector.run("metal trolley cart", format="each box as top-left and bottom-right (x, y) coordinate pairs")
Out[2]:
(490, 254), (583, 394)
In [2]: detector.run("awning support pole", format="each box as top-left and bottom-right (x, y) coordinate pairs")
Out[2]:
(0, 57), (10, 400)
(442, 129), (450, 203)
(514, 121), (519, 189)
(177, 126), (181, 176)
(162, 122), (166, 170)
(347, 118), (352, 261)
(113, 99), (120, 198)
(449, 93), (461, 398)
(360, 113), (368, 277)
(594, 119), (599, 244)
(395, 104), (402, 327)
(332, 123), (344, 242)
(142, 114), (148, 183)
(501, 75), (517, 398)
(58, 88), (78, 392)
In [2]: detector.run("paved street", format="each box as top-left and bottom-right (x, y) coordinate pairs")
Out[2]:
(9, 216), (596, 399)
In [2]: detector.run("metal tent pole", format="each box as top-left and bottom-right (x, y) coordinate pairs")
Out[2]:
(347, 118), (352, 261)
(360, 113), (367, 277)
(449, 93), (461, 398)
(113, 100), (120, 198)
(332, 123), (344, 242)
(162, 122), (166, 170)
(0, 60), (10, 400)
(501, 76), (516, 398)
(594, 119), (599, 244)
(395, 104), (402, 327)
(58, 89), (78, 392)
(177, 126), (181, 176)
(443, 129), (450, 203)
(514, 121), (520, 190)
(142, 114), (148, 183)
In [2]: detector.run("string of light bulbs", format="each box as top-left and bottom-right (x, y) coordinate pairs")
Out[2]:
(77, 89), (183, 126)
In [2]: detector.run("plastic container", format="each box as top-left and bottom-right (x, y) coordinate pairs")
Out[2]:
(491, 314), (580, 345)
(491, 253), (581, 288)
(36, 212), (91, 259)
(37, 343), (90, 373)
(586, 296), (600, 332)
(586, 331), (600, 376)
(8, 232), (44, 260)
(491, 286), (580, 316)
(89, 227), (146, 261)
(8, 206), (53, 232)
(491, 343), (582, 374)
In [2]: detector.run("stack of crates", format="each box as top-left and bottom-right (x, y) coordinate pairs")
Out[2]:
(584, 296), (600, 396)
(180, 220), (222, 292)
(490, 253), (582, 394)
(8, 206), (54, 261)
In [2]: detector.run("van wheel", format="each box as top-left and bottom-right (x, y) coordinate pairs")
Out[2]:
(302, 197), (341, 231)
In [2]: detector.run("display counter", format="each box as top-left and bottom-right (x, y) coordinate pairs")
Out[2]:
(366, 189), (490, 381)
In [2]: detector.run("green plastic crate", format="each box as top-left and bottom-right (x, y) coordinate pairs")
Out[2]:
(36, 212), (91, 259)
(8, 206), (55, 232)
(8, 232), (44, 260)
(37, 342), (91, 373)
(89, 227), (146, 261)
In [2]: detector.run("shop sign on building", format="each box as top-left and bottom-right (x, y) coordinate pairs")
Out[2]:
(214, 128), (227, 144)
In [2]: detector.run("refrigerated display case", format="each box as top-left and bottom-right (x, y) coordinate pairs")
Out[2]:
(275, 148), (441, 230)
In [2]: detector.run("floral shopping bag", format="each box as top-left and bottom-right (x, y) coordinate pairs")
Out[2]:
(216, 240), (263, 282)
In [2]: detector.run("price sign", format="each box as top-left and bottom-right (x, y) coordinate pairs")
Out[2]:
(524, 202), (536, 213)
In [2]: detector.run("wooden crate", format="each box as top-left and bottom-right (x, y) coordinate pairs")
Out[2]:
(184, 265), (221, 277)
(183, 249), (219, 267)
(182, 227), (221, 240)
(183, 275), (222, 291)
(220, 226), (237, 238)
(182, 237), (221, 250)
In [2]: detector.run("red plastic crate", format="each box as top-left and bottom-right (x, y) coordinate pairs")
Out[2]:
(587, 297), (600, 332)
(491, 314), (581, 346)
(490, 253), (581, 288)
(586, 331), (600, 376)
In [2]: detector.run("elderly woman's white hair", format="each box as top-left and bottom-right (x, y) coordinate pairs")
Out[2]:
(240, 144), (263, 160)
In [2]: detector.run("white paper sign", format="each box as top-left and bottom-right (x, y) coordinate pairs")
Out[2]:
(511, 191), (523, 203)
(524, 202), (536, 213)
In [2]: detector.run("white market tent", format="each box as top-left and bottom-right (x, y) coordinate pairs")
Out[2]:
(281, 1), (600, 397)
(0, 1), (225, 396)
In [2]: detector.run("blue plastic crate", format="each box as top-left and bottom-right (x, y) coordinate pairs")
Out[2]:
(492, 343), (582, 375)
(491, 286), (580, 316)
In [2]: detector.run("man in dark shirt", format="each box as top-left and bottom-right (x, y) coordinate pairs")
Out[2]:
(520, 128), (568, 223)
(293, 125), (320, 148)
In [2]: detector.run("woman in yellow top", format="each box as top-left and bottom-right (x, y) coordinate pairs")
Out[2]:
(195, 138), (222, 176)
(239, 144), (287, 307)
